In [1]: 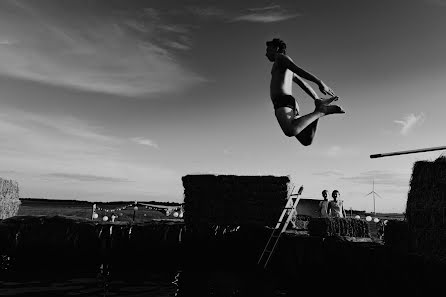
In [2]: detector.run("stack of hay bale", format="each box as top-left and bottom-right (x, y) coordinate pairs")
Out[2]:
(307, 218), (370, 238)
(406, 156), (446, 260)
(182, 175), (293, 227)
(0, 178), (21, 219)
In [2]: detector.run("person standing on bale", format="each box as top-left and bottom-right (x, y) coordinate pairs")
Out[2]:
(328, 190), (346, 218)
(266, 38), (345, 145)
(319, 190), (330, 218)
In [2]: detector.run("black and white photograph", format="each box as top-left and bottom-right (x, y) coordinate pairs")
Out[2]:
(0, 0), (445, 296)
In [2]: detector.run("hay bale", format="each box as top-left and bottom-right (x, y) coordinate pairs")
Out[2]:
(182, 175), (294, 227)
(0, 215), (99, 254)
(406, 156), (446, 260)
(0, 178), (21, 219)
(0, 216), (185, 261)
(290, 214), (311, 230)
(383, 220), (408, 249)
(307, 218), (370, 238)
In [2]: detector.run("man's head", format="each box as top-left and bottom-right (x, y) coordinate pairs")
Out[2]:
(266, 38), (286, 62)
(322, 190), (328, 200)
(332, 190), (340, 200)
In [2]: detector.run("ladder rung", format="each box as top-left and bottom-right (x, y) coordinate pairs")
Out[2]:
(258, 185), (304, 269)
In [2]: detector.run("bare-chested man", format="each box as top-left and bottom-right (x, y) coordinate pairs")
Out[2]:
(266, 38), (345, 145)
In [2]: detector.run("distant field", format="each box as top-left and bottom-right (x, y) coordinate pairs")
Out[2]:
(14, 199), (404, 239)
(345, 212), (405, 240)
(16, 199), (182, 223)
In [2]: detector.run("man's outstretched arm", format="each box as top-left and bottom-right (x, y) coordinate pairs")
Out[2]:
(278, 54), (335, 96)
(293, 74), (319, 100)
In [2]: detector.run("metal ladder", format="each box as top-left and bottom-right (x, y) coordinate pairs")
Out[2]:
(257, 185), (304, 269)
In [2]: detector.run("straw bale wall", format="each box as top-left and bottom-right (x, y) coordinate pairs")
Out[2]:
(383, 219), (409, 252)
(182, 175), (293, 227)
(0, 215), (185, 269)
(406, 156), (446, 260)
(0, 178), (20, 219)
(307, 218), (370, 238)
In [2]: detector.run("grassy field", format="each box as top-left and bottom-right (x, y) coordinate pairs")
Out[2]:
(17, 198), (183, 223)
(14, 198), (404, 239)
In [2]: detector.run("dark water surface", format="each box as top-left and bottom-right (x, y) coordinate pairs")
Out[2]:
(0, 268), (179, 297)
(0, 258), (182, 297)
(0, 260), (285, 297)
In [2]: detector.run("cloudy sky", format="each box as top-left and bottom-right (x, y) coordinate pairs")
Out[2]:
(1, 0), (445, 212)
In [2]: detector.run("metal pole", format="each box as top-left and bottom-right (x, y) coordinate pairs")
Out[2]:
(92, 204), (96, 220)
(373, 194), (376, 215)
(370, 146), (446, 159)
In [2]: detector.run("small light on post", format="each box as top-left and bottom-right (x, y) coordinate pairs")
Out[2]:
(91, 204), (97, 220)
(133, 205), (138, 222)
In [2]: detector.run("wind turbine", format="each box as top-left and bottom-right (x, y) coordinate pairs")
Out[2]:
(365, 179), (382, 214)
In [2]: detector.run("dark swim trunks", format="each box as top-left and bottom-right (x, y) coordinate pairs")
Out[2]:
(271, 94), (297, 111)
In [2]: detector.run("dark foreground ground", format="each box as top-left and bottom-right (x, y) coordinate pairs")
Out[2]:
(2, 199), (434, 297)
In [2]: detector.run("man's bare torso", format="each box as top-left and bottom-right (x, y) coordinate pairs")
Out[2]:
(270, 55), (294, 101)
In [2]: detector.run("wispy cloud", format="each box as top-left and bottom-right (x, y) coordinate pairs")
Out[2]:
(321, 145), (358, 157)
(231, 5), (300, 23)
(0, 107), (180, 200)
(394, 113), (425, 135)
(0, 40), (14, 45)
(187, 5), (299, 23)
(341, 170), (410, 188)
(164, 40), (191, 50)
(326, 145), (342, 156)
(427, 0), (446, 7)
(1, 108), (116, 144)
(132, 137), (159, 149)
(0, 170), (18, 175)
(248, 5), (282, 11)
(45, 173), (130, 183)
(0, 0), (205, 97)
(313, 170), (344, 177)
(188, 7), (225, 18)
(223, 149), (232, 155)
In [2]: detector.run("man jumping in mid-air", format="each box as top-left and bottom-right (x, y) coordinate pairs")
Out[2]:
(266, 38), (345, 146)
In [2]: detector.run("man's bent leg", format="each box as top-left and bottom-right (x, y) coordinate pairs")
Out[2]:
(275, 104), (344, 143)
(275, 107), (324, 138)
(294, 97), (339, 145)
(295, 119), (318, 146)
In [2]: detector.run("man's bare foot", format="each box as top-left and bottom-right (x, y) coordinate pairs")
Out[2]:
(315, 96), (339, 108)
(317, 103), (345, 115)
